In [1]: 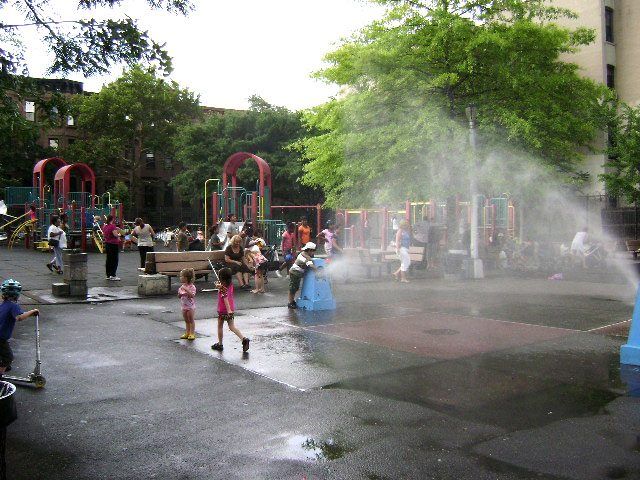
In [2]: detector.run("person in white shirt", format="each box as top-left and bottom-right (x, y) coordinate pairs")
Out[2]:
(570, 227), (588, 268)
(46, 216), (66, 274)
(131, 217), (155, 270)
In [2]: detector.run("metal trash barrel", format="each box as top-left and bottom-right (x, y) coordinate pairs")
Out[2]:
(0, 381), (17, 480)
(444, 250), (467, 280)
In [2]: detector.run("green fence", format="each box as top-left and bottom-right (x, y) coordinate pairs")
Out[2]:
(4, 187), (38, 206)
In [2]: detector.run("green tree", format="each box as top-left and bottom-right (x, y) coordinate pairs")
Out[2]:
(173, 95), (319, 207)
(0, 0), (193, 77)
(299, 0), (605, 207)
(110, 180), (131, 210)
(601, 99), (640, 204)
(0, 0), (193, 193)
(64, 66), (200, 215)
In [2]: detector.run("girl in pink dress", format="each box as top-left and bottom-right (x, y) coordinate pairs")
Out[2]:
(178, 268), (197, 340)
(211, 267), (250, 352)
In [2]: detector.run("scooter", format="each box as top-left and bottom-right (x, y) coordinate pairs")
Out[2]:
(4, 315), (45, 389)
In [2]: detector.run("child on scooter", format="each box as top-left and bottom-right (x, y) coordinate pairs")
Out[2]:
(0, 279), (39, 378)
(178, 268), (197, 340)
(211, 268), (250, 352)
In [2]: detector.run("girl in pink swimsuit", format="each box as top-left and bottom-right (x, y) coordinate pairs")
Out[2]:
(178, 268), (197, 340)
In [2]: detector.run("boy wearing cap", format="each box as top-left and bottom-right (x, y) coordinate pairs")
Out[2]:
(287, 242), (318, 309)
(0, 279), (39, 378)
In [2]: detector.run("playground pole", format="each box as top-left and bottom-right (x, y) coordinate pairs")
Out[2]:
(382, 207), (389, 251)
(316, 204), (322, 239)
(251, 192), (258, 222)
(465, 104), (484, 279)
(81, 206), (87, 252)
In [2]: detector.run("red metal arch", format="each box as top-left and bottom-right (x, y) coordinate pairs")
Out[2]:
(53, 163), (96, 209)
(222, 152), (272, 218)
(33, 156), (68, 205)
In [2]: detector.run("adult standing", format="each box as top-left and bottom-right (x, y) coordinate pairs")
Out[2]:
(226, 214), (239, 240)
(176, 222), (190, 252)
(393, 220), (411, 283)
(46, 216), (65, 275)
(102, 215), (124, 281)
(131, 217), (155, 270)
(224, 234), (252, 289)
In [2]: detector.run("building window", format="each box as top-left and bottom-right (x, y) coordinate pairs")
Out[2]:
(606, 64), (615, 89)
(164, 155), (173, 170)
(605, 7), (614, 43)
(25, 101), (35, 121)
(145, 152), (156, 169)
(48, 138), (59, 149)
(50, 106), (59, 124)
(144, 185), (156, 208)
(67, 115), (75, 126)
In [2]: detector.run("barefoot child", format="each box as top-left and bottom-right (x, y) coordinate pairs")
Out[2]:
(0, 279), (39, 378)
(249, 245), (267, 294)
(287, 242), (318, 309)
(178, 268), (197, 340)
(211, 268), (250, 352)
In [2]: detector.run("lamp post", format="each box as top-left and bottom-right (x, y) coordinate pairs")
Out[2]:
(465, 104), (484, 279)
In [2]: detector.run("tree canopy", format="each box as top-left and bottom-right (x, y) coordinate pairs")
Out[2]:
(173, 96), (318, 206)
(299, 0), (605, 207)
(601, 100), (640, 204)
(64, 65), (200, 214)
(1, 0), (193, 76)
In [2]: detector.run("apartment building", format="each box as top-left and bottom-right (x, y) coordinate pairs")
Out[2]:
(552, 0), (640, 197)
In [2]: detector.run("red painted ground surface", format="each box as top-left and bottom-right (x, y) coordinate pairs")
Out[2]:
(307, 312), (577, 360)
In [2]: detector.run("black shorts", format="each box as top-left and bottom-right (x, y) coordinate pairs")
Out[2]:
(227, 263), (251, 275)
(218, 313), (235, 322)
(0, 340), (14, 368)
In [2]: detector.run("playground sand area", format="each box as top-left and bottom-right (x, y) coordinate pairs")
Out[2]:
(2, 246), (640, 479)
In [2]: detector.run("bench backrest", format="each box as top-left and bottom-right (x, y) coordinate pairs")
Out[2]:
(145, 251), (226, 274)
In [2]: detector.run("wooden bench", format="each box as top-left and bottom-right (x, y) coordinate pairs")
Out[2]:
(382, 246), (427, 272)
(625, 240), (640, 259)
(144, 251), (226, 286)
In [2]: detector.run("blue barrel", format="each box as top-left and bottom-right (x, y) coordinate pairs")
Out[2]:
(296, 258), (336, 311)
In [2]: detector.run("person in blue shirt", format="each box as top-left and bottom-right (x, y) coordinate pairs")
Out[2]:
(0, 279), (39, 378)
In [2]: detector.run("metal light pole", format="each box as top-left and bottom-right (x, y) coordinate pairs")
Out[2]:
(465, 104), (484, 279)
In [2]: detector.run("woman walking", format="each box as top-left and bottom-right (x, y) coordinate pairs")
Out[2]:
(393, 219), (411, 283)
(102, 215), (124, 281)
(131, 217), (155, 270)
(46, 215), (65, 274)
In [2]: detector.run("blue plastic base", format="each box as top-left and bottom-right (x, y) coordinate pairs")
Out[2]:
(296, 257), (336, 312)
(621, 344), (640, 366)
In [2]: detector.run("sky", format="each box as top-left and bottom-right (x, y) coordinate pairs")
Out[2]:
(16, 0), (386, 111)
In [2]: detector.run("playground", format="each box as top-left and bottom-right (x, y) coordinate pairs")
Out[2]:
(1, 152), (640, 479)
(1, 248), (639, 479)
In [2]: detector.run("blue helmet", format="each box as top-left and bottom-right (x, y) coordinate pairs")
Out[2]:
(1, 279), (22, 298)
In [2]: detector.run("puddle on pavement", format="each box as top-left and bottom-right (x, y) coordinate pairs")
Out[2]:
(282, 435), (351, 462)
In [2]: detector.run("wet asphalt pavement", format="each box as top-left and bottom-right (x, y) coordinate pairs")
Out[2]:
(1, 246), (640, 479)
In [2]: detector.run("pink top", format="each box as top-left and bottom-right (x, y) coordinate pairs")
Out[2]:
(321, 229), (334, 254)
(102, 224), (121, 245)
(281, 231), (295, 252)
(217, 283), (235, 314)
(178, 283), (196, 311)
